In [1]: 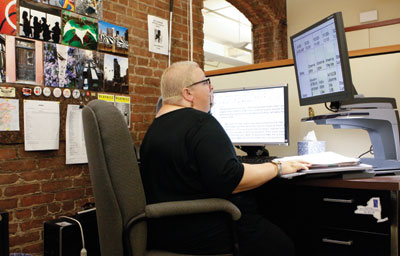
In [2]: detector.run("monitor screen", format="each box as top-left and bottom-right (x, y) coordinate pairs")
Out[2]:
(210, 85), (289, 146)
(291, 12), (355, 107)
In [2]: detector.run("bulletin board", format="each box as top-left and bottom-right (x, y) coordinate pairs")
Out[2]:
(0, 86), (97, 144)
(0, 0), (131, 147)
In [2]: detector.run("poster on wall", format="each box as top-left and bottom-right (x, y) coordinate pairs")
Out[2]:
(0, 98), (19, 131)
(62, 10), (98, 50)
(75, 0), (102, 19)
(103, 53), (128, 94)
(42, 0), (75, 11)
(19, 0), (62, 43)
(98, 21), (128, 54)
(114, 95), (130, 128)
(6, 36), (44, 85)
(44, 42), (76, 88)
(0, 0), (16, 35)
(147, 15), (168, 55)
(75, 48), (103, 91)
(0, 34), (5, 82)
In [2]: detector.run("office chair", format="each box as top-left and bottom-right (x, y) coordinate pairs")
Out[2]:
(82, 100), (241, 256)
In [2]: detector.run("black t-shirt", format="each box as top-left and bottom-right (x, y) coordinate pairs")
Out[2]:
(140, 108), (244, 253)
(140, 108), (244, 203)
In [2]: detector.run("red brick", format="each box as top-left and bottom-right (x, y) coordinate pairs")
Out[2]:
(32, 205), (48, 217)
(9, 223), (18, 234)
(73, 177), (92, 187)
(62, 201), (75, 212)
(38, 157), (65, 169)
(135, 86), (159, 95)
(20, 170), (52, 182)
(0, 159), (36, 172)
(0, 174), (19, 185)
(0, 148), (16, 160)
(53, 166), (83, 179)
(20, 194), (54, 207)
(5, 184), (40, 197)
(48, 202), (62, 214)
(10, 231), (40, 248)
(42, 180), (73, 193)
(55, 189), (85, 201)
(21, 242), (42, 255)
(15, 209), (32, 219)
(0, 198), (18, 209)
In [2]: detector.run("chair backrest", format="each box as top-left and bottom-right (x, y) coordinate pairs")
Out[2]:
(82, 100), (147, 256)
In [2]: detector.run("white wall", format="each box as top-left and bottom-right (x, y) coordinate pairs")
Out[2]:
(209, 52), (400, 158)
(287, 0), (400, 56)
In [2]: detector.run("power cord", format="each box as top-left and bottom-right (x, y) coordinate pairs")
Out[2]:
(61, 216), (87, 256)
(358, 145), (374, 158)
(324, 102), (340, 112)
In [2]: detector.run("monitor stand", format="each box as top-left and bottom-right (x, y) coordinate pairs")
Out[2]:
(236, 146), (270, 157)
(302, 97), (400, 171)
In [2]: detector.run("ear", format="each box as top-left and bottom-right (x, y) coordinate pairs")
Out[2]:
(182, 87), (194, 103)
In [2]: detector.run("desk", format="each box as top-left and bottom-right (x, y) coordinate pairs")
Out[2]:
(256, 176), (400, 256)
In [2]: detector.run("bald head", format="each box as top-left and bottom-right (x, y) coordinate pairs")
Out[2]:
(161, 61), (200, 105)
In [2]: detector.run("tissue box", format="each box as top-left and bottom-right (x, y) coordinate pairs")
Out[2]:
(298, 141), (326, 155)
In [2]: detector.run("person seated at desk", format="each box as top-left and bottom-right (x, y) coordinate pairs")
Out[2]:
(140, 61), (310, 256)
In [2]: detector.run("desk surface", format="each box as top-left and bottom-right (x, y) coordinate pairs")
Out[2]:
(296, 175), (400, 191)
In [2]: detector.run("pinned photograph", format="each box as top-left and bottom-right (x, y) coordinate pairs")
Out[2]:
(103, 53), (128, 94)
(42, 0), (75, 11)
(98, 21), (128, 54)
(75, 48), (103, 91)
(44, 42), (76, 88)
(0, 35), (5, 82)
(0, 0), (16, 35)
(62, 10), (98, 50)
(114, 95), (130, 128)
(6, 36), (43, 85)
(75, 0), (102, 19)
(19, 0), (61, 43)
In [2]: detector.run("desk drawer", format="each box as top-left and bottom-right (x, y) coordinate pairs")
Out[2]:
(297, 187), (391, 234)
(311, 228), (390, 256)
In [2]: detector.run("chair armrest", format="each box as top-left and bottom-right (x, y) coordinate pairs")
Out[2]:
(145, 198), (241, 221)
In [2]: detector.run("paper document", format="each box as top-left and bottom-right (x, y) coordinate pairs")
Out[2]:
(0, 98), (19, 131)
(24, 100), (60, 151)
(66, 105), (88, 164)
(277, 151), (360, 168)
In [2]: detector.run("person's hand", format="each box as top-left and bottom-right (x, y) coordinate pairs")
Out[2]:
(281, 160), (311, 175)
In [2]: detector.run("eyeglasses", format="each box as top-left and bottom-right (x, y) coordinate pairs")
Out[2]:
(188, 78), (211, 87)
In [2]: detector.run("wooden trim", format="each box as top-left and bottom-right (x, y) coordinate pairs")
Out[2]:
(345, 17), (400, 32)
(206, 59), (293, 77)
(297, 176), (400, 191)
(205, 44), (400, 77)
(349, 44), (400, 58)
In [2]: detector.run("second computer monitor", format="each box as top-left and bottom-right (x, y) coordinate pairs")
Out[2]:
(291, 12), (355, 107)
(211, 85), (289, 146)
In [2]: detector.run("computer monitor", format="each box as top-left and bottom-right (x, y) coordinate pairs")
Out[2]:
(291, 12), (356, 109)
(210, 85), (289, 155)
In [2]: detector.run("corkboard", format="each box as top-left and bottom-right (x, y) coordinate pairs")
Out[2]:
(0, 84), (97, 144)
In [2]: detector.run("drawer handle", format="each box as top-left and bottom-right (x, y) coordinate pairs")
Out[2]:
(322, 238), (353, 246)
(323, 198), (354, 204)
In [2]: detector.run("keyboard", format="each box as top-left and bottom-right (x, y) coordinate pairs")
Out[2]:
(237, 155), (276, 164)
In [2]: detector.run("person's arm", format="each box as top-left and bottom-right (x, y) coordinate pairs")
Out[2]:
(233, 160), (310, 194)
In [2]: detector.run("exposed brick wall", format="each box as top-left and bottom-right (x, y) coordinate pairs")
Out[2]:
(0, 0), (205, 255)
(227, 0), (287, 63)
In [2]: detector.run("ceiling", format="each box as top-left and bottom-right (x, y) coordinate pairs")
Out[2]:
(202, 0), (253, 70)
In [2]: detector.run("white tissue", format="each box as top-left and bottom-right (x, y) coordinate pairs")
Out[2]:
(298, 130), (325, 155)
(303, 130), (318, 141)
